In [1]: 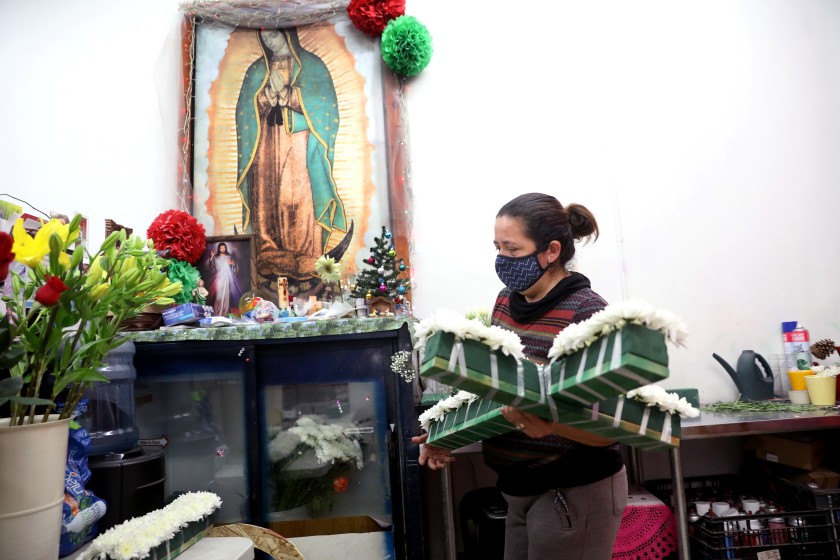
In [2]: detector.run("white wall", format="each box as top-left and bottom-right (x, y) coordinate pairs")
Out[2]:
(3, 0), (840, 403)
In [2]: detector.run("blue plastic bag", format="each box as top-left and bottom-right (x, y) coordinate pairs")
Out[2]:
(59, 403), (107, 556)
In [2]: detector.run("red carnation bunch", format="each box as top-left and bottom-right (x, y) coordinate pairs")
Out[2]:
(347, 0), (406, 37)
(146, 209), (207, 265)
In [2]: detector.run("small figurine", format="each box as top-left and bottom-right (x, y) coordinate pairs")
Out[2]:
(192, 279), (209, 305)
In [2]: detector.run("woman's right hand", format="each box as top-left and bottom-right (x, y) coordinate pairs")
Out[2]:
(411, 433), (455, 470)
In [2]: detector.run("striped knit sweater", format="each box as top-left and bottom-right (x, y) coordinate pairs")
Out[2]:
(483, 278), (624, 496)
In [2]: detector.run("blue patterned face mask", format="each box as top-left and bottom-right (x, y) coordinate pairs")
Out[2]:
(495, 252), (546, 292)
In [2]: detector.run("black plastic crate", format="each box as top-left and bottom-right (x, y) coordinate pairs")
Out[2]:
(690, 508), (839, 560)
(772, 477), (840, 512)
(645, 475), (751, 509)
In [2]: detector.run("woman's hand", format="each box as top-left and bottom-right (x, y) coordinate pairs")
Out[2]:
(411, 433), (455, 470)
(501, 406), (617, 446)
(500, 406), (556, 439)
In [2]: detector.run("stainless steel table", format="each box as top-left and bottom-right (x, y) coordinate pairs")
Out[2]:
(670, 409), (840, 560)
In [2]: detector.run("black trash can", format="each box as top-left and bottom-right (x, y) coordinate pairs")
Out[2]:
(459, 487), (507, 560)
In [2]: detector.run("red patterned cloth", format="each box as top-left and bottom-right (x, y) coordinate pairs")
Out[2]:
(613, 488), (678, 560)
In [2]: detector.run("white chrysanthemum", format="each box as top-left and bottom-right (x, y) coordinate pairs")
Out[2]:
(548, 300), (689, 360)
(418, 390), (479, 432)
(268, 430), (302, 462)
(627, 384), (700, 419)
(285, 416), (365, 469)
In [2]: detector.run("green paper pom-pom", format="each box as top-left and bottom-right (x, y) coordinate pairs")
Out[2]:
(381, 15), (432, 77)
(167, 259), (201, 304)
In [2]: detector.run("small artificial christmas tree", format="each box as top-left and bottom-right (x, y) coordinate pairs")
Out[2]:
(351, 226), (410, 304)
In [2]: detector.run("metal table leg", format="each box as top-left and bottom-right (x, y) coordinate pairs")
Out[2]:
(670, 446), (691, 560)
(440, 467), (458, 560)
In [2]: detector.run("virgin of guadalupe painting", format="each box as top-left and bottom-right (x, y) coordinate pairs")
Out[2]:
(192, 19), (395, 297)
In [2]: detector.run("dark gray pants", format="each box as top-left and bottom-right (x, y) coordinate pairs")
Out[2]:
(501, 466), (628, 560)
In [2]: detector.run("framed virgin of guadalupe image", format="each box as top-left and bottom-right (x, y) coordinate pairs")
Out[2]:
(197, 235), (256, 317)
(187, 15), (410, 301)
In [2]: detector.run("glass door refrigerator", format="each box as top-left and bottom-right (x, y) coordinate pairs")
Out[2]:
(132, 324), (423, 560)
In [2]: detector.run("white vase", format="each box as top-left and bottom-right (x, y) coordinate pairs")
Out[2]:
(0, 415), (70, 560)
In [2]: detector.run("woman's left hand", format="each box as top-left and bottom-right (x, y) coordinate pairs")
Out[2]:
(500, 406), (555, 439)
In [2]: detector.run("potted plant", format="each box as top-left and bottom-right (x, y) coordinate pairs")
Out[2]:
(0, 214), (182, 560)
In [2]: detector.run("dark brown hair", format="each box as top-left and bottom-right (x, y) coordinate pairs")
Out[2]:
(496, 193), (599, 267)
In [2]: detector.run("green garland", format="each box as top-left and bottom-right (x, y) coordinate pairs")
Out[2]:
(701, 399), (825, 414)
(381, 15), (433, 77)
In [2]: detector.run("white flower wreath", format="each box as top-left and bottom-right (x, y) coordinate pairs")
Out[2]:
(547, 300), (688, 360)
(80, 491), (222, 560)
(413, 309), (525, 361)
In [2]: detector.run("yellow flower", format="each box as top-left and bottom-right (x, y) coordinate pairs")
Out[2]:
(12, 218), (79, 268)
(314, 255), (342, 283)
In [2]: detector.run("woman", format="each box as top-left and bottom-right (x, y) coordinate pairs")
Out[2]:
(414, 193), (628, 560)
(207, 242), (243, 316)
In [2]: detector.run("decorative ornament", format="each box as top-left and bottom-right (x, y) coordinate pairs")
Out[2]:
(379, 284), (387, 292)
(166, 259), (201, 304)
(347, 0), (405, 37)
(147, 209), (207, 264)
(367, 257), (375, 265)
(366, 292), (373, 300)
(812, 339), (837, 360)
(397, 285), (406, 295)
(390, 350), (415, 383)
(388, 249), (396, 258)
(378, 267), (386, 275)
(399, 263), (406, 271)
(395, 295), (403, 304)
(381, 16), (433, 78)
(384, 231), (392, 239)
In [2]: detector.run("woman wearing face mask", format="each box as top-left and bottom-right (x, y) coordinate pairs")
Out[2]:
(413, 193), (627, 560)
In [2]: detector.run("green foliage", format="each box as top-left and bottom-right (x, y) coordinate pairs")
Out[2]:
(3, 216), (183, 425)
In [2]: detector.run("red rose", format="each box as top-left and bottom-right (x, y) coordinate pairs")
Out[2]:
(0, 232), (14, 282)
(332, 476), (349, 493)
(146, 209), (207, 264)
(348, 0), (405, 37)
(35, 275), (68, 307)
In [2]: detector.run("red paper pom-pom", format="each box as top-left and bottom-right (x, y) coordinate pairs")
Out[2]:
(347, 0), (405, 37)
(146, 209), (207, 265)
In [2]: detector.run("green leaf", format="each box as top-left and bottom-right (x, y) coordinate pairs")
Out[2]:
(0, 345), (26, 369)
(11, 395), (55, 406)
(0, 376), (23, 398)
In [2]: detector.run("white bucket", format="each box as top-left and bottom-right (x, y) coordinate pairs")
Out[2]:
(0, 415), (70, 560)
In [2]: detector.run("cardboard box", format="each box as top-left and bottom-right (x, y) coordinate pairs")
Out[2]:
(792, 466), (840, 490)
(547, 324), (670, 407)
(162, 303), (209, 326)
(749, 433), (827, 471)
